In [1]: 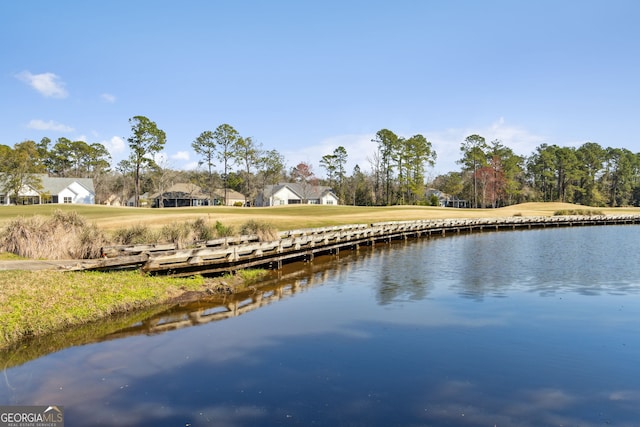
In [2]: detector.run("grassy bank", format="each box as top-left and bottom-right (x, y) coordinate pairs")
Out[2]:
(0, 269), (266, 349)
(0, 270), (201, 347)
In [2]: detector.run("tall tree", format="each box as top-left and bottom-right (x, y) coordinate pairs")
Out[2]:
(236, 136), (261, 205)
(333, 146), (348, 198)
(127, 116), (166, 207)
(49, 137), (74, 176)
(212, 123), (241, 205)
(36, 137), (53, 173)
(87, 143), (112, 174)
(192, 130), (216, 205)
(257, 149), (285, 195)
(319, 152), (338, 188)
(291, 161), (316, 203)
(403, 134), (436, 204)
(576, 142), (606, 206)
(527, 143), (557, 202)
(84, 142), (112, 204)
(372, 129), (399, 205)
(319, 146), (348, 201)
(394, 137), (410, 204)
(367, 149), (383, 205)
(601, 147), (637, 206)
(115, 159), (134, 205)
(458, 134), (488, 208)
(486, 139), (523, 207)
(48, 138), (111, 178)
(553, 146), (581, 202)
(348, 164), (374, 206)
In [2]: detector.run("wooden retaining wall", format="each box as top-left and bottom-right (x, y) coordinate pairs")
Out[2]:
(88, 215), (640, 276)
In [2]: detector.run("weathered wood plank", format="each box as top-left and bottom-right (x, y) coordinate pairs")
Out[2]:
(80, 215), (640, 275)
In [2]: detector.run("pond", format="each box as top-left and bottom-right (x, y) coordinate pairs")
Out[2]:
(1, 225), (639, 426)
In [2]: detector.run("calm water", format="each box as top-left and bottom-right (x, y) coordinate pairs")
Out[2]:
(1, 225), (640, 426)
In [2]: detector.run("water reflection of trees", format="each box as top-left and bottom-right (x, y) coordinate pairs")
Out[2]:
(4, 227), (635, 369)
(452, 233), (521, 300)
(0, 247), (378, 369)
(449, 227), (640, 299)
(375, 240), (434, 305)
(374, 227), (640, 302)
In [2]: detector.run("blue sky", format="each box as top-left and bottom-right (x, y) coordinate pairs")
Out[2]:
(2, 0), (639, 178)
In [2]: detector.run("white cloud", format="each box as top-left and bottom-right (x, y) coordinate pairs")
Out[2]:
(103, 136), (126, 155)
(27, 119), (74, 132)
(171, 151), (190, 161)
(101, 93), (116, 103)
(485, 117), (548, 156)
(16, 71), (68, 98)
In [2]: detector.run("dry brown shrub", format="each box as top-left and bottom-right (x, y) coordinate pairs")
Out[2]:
(75, 224), (110, 259)
(0, 210), (107, 259)
(111, 219), (218, 248)
(239, 220), (279, 242)
(160, 222), (192, 249)
(191, 217), (215, 241)
(111, 224), (158, 245)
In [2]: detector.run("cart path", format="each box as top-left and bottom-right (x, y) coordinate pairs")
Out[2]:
(0, 259), (86, 271)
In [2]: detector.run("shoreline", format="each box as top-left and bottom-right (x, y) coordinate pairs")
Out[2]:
(0, 269), (257, 350)
(2, 207), (640, 351)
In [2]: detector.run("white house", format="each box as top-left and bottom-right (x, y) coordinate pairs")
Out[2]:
(255, 183), (339, 206)
(0, 175), (95, 205)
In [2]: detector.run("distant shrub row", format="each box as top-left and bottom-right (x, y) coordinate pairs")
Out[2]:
(0, 210), (278, 260)
(553, 209), (605, 216)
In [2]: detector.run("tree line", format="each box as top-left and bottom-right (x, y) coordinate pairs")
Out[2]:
(434, 135), (640, 208)
(1, 115), (639, 207)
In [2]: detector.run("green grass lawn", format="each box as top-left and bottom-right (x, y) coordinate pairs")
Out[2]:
(2, 202), (639, 233)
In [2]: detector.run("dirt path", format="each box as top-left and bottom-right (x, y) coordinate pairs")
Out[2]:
(0, 260), (85, 271)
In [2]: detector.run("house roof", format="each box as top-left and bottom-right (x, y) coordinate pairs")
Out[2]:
(151, 183), (207, 200)
(262, 183), (337, 200)
(0, 174), (95, 195)
(39, 175), (95, 194)
(151, 183), (245, 200)
(212, 188), (246, 200)
(151, 182), (208, 199)
(163, 183), (205, 195)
